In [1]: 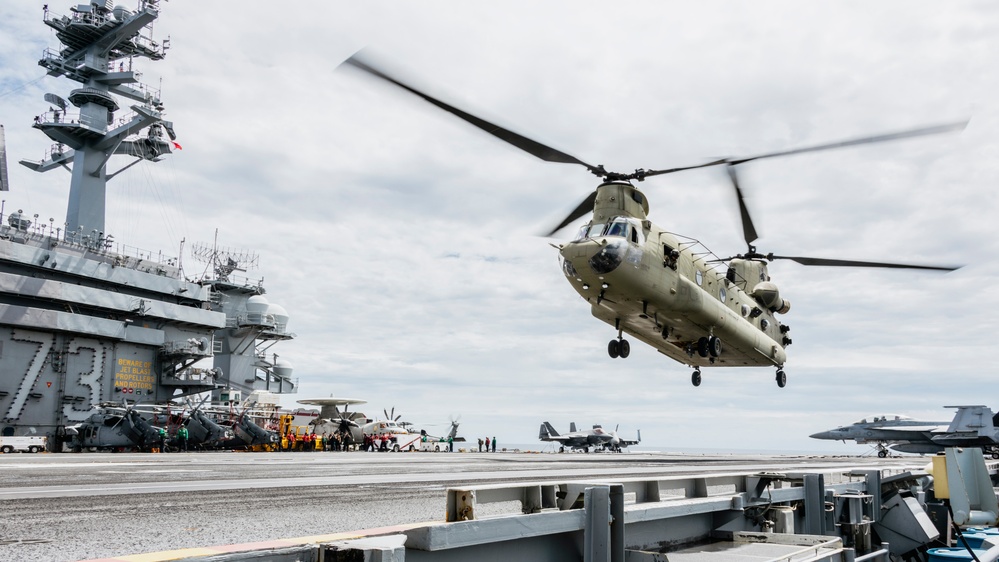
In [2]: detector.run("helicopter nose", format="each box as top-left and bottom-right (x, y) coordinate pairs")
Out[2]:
(588, 240), (626, 274)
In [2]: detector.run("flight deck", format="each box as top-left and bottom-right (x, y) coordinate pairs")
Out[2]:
(0, 450), (929, 561)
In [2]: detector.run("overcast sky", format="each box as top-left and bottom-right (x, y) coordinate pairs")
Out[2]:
(1, 1), (997, 453)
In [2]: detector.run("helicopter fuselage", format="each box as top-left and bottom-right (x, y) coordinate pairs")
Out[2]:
(558, 182), (789, 374)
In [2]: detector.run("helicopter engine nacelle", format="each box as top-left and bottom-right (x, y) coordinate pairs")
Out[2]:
(751, 282), (791, 314)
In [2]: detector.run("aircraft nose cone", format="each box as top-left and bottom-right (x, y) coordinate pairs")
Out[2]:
(809, 431), (833, 440)
(588, 240), (626, 274)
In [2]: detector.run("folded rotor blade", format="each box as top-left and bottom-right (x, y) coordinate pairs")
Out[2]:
(545, 190), (598, 236)
(344, 55), (602, 174)
(769, 254), (961, 271)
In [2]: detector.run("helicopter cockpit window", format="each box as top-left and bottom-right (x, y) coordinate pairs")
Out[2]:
(606, 219), (629, 238)
(604, 217), (646, 246)
(574, 223), (607, 241)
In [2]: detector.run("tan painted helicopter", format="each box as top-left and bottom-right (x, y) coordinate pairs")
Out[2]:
(342, 56), (962, 388)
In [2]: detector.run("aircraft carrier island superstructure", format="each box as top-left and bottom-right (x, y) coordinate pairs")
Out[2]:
(0, 0), (297, 446)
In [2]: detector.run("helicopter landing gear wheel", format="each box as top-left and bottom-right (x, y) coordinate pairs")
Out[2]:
(877, 449), (888, 458)
(608, 338), (630, 358)
(691, 369), (702, 387)
(775, 370), (787, 388)
(661, 326), (670, 339)
(697, 337), (710, 357)
(708, 336), (722, 358)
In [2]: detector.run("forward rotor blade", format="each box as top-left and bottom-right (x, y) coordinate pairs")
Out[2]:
(728, 121), (968, 166)
(344, 55), (602, 174)
(545, 190), (598, 236)
(770, 255), (960, 271)
(726, 165), (759, 246)
(638, 121), (967, 179)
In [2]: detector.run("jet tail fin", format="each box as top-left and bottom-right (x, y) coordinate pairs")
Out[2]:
(569, 422), (577, 433)
(541, 421), (559, 439)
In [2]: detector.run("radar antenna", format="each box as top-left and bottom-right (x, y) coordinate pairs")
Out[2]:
(191, 230), (259, 282)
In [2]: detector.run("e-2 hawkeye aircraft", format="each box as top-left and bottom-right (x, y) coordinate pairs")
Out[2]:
(340, 55), (962, 389)
(810, 405), (999, 458)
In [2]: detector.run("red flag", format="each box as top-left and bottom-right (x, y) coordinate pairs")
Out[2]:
(172, 141), (183, 150)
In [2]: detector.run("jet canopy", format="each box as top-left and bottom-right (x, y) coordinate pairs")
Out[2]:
(853, 414), (914, 425)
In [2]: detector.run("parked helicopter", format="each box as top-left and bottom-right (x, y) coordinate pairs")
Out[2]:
(151, 399), (235, 450)
(64, 402), (163, 452)
(341, 55), (963, 388)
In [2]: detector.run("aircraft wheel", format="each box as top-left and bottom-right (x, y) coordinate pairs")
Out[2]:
(661, 326), (670, 339)
(708, 336), (722, 357)
(697, 337), (710, 357)
(607, 339), (620, 358)
(877, 450), (888, 458)
(776, 370), (787, 388)
(619, 339), (631, 358)
(559, 446), (565, 453)
(691, 370), (702, 387)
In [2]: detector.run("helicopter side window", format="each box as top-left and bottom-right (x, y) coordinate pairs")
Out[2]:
(573, 225), (589, 241)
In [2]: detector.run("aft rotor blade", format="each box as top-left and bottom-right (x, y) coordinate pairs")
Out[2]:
(770, 255), (961, 271)
(344, 55), (602, 174)
(545, 190), (598, 236)
(726, 165), (759, 246)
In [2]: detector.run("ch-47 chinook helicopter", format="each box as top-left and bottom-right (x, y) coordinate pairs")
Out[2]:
(342, 55), (962, 389)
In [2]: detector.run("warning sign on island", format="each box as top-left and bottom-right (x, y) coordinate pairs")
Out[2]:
(114, 358), (154, 391)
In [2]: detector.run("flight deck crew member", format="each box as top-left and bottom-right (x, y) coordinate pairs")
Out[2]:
(448, 436), (453, 452)
(485, 437), (491, 452)
(158, 427), (167, 452)
(177, 426), (189, 452)
(492, 436), (496, 453)
(478, 437), (483, 452)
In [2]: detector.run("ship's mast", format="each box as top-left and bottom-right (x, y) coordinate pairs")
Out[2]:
(20, 0), (173, 245)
